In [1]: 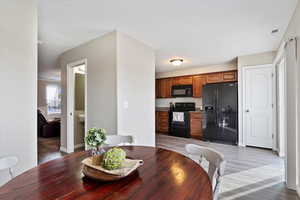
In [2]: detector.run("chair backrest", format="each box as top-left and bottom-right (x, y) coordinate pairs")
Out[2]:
(105, 135), (134, 147)
(185, 144), (226, 200)
(0, 156), (18, 179)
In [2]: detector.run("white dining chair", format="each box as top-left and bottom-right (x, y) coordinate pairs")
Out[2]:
(0, 156), (18, 179)
(185, 144), (226, 200)
(105, 135), (134, 147)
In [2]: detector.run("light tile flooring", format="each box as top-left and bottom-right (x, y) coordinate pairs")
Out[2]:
(156, 134), (299, 200)
(38, 135), (299, 200)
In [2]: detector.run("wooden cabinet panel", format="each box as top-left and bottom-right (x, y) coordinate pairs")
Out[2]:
(193, 75), (206, 98)
(156, 79), (162, 98)
(206, 73), (223, 83)
(157, 78), (173, 98)
(165, 78), (173, 98)
(155, 70), (237, 99)
(190, 112), (202, 139)
(174, 76), (193, 85)
(222, 71), (237, 82)
(156, 111), (169, 133)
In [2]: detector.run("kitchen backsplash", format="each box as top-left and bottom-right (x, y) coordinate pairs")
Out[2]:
(155, 97), (203, 108)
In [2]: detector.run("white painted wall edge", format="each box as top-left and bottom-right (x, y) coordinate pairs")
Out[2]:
(297, 185), (300, 197)
(60, 146), (68, 153)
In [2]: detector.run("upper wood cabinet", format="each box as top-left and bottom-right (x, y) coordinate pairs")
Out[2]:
(193, 75), (206, 98)
(174, 76), (193, 85)
(156, 70), (237, 98)
(156, 78), (173, 98)
(222, 71), (237, 82)
(206, 72), (223, 83)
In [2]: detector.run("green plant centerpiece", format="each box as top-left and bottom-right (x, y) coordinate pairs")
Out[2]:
(102, 147), (126, 170)
(85, 128), (107, 165)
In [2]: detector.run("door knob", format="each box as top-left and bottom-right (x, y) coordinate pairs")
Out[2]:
(245, 109), (250, 113)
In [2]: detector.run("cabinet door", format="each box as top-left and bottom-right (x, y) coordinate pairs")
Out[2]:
(155, 80), (159, 98)
(193, 76), (206, 98)
(165, 78), (173, 98)
(174, 76), (193, 85)
(157, 111), (169, 133)
(159, 79), (167, 98)
(222, 71), (237, 82)
(190, 112), (202, 139)
(206, 73), (223, 83)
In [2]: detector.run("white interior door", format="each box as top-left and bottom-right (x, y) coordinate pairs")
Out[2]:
(243, 65), (274, 148)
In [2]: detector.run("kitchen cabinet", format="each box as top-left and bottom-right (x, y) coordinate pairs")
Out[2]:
(193, 75), (206, 98)
(206, 72), (223, 83)
(190, 112), (202, 139)
(222, 71), (237, 82)
(174, 76), (193, 85)
(156, 70), (237, 98)
(156, 111), (169, 133)
(156, 78), (173, 98)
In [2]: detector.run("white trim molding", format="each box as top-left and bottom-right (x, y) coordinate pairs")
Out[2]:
(297, 185), (300, 197)
(60, 146), (68, 153)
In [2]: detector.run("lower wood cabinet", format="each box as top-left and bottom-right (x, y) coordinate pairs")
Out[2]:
(156, 111), (169, 133)
(190, 112), (203, 139)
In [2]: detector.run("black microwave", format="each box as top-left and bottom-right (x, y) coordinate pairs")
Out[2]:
(171, 85), (193, 97)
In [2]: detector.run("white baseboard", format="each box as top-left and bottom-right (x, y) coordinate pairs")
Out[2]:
(297, 185), (300, 197)
(60, 146), (68, 153)
(75, 143), (85, 149)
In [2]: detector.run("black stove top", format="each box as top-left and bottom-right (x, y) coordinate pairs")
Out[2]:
(173, 102), (196, 112)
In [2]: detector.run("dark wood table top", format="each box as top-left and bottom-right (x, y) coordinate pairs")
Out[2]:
(0, 146), (213, 200)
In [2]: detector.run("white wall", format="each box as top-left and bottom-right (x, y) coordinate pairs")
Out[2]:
(59, 31), (156, 149)
(0, 0), (37, 186)
(156, 63), (237, 78)
(237, 51), (276, 146)
(117, 32), (155, 146)
(59, 32), (118, 149)
(281, 0), (300, 192)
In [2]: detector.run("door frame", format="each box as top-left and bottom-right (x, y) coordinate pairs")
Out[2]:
(240, 64), (276, 148)
(66, 59), (87, 153)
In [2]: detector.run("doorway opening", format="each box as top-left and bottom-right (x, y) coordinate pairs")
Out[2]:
(67, 59), (87, 153)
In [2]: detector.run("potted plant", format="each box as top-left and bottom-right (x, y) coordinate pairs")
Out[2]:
(85, 128), (107, 165)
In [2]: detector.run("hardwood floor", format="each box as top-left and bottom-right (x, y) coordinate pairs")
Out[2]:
(38, 137), (66, 164)
(38, 135), (299, 200)
(156, 134), (299, 200)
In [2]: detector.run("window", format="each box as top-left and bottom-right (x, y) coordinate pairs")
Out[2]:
(46, 85), (61, 114)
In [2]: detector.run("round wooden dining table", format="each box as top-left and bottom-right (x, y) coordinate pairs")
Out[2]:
(0, 146), (212, 200)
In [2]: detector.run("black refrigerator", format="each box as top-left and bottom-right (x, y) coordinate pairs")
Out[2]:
(202, 82), (238, 145)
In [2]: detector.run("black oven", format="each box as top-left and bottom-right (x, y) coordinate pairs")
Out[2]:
(171, 85), (193, 97)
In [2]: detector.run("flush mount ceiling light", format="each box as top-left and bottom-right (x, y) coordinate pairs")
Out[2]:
(271, 29), (279, 34)
(170, 58), (184, 66)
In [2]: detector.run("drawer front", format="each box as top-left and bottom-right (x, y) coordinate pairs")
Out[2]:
(158, 111), (169, 117)
(190, 112), (202, 119)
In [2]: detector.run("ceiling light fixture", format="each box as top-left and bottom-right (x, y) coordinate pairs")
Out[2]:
(170, 58), (184, 66)
(271, 29), (279, 34)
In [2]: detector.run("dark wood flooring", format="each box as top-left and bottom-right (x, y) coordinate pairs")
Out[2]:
(37, 135), (300, 200)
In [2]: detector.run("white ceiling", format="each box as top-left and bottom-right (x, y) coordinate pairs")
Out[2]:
(38, 0), (298, 80)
